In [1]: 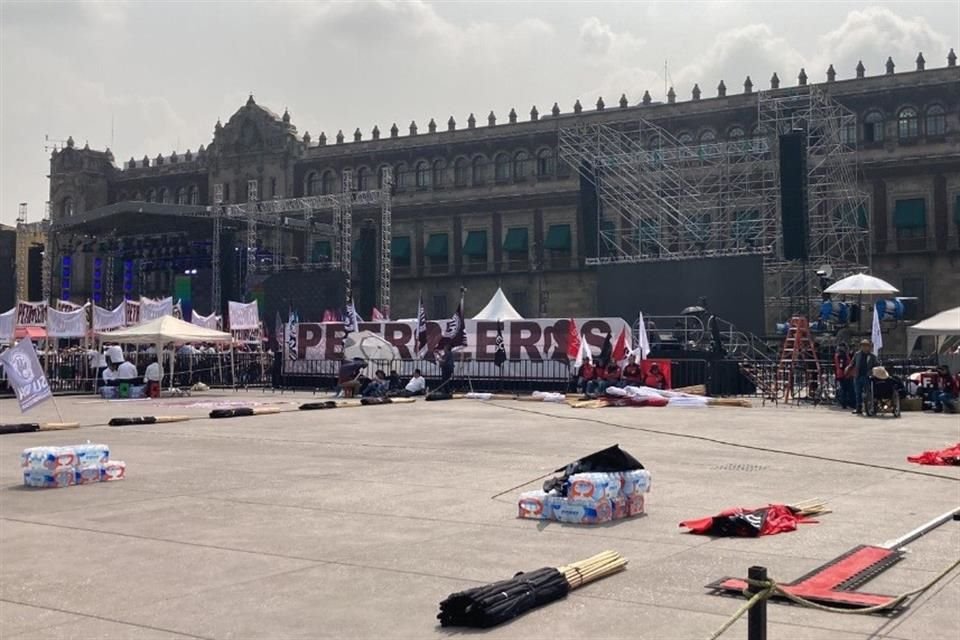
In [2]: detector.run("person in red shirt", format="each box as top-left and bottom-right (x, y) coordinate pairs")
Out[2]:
(622, 355), (643, 386)
(577, 358), (596, 395)
(833, 342), (854, 409)
(600, 361), (622, 393)
(644, 363), (667, 389)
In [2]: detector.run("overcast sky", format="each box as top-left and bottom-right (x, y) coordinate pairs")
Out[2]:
(1, 0), (957, 225)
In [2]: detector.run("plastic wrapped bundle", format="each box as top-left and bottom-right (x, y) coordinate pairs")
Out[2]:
(554, 499), (613, 524)
(621, 469), (652, 496)
(21, 444), (124, 488)
(566, 472), (621, 501)
(21, 446), (78, 471)
(23, 468), (76, 488)
(101, 461), (126, 481)
(518, 491), (551, 519)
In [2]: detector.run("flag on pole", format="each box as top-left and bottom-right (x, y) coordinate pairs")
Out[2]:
(494, 321), (507, 367)
(574, 333), (591, 368)
(566, 318), (580, 360)
(630, 311), (652, 360)
(344, 300), (360, 334)
(415, 292), (428, 357)
(612, 328), (628, 364)
(598, 333), (613, 365)
(441, 291), (467, 349)
(372, 307), (386, 322)
(0, 337), (52, 412)
(871, 302), (883, 355)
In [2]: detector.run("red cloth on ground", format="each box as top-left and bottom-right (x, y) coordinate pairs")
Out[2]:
(680, 504), (815, 537)
(907, 443), (960, 466)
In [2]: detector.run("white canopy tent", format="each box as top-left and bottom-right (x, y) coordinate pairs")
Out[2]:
(473, 288), (524, 321)
(95, 315), (234, 390)
(907, 306), (960, 350)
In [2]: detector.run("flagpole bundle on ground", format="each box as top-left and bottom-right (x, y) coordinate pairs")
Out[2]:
(437, 550), (627, 628)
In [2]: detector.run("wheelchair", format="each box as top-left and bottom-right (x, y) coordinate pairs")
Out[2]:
(862, 377), (901, 418)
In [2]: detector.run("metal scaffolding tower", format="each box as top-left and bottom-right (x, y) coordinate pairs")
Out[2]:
(379, 166), (394, 315)
(558, 87), (869, 323)
(211, 183), (223, 313)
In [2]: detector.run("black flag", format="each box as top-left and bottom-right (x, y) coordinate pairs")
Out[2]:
(598, 333), (613, 366)
(494, 321), (507, 367)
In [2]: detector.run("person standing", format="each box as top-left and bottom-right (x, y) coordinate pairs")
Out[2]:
(439, 344), (455, 391)
(144, 356), (162, 398)
(833, 342), (854, 409)
(848, 339), (878, 415)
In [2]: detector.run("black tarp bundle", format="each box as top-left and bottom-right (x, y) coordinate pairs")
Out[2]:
(543, 444), (644, 495)
(437, 567), (569, 628)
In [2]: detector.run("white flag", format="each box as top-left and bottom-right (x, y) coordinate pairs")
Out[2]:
(871, 305), (883, 355)
(631, 311), (652, 360)
(574, 334), (591, 368)
(0, 337), (52, 412)
(0, 308), (14, 344)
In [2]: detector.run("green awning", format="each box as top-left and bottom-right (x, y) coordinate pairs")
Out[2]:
(463, 230), (488, 257)
(312, 240), (331, 261)
(544, 224), (572, 250)
(503, 227), (528, 252)
(391, 236), (411, 260)
(893, 198), (926, 229)
(424, 233), (449, 258)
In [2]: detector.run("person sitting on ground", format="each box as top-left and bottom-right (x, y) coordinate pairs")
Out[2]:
(622, 355), (643, 387)
(577, 357), (597, 395)
(388, 369), (403, 392)
(335, 358), (366, 398)
(363, 369), (389, 397)
(403, 369), (426, 396)
(602, 360), (622, 391)
(644, 363), (668, 389)
(934, 365), (957, 414)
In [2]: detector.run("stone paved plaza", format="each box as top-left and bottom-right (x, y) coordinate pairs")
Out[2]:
(1, 392), (958, 639)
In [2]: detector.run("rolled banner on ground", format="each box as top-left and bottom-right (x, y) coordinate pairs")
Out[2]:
(209, 406), (286, 419)
(360, 397), (393, 406)
(0, 423), (40, 435)
(299, 401), (338, 411)
(108, 416), (191, 426)
(426, 391), (453, 401)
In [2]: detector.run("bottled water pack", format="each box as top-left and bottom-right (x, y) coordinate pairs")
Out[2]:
(21, 444), (125, 489)
(518, 469), (651, 524)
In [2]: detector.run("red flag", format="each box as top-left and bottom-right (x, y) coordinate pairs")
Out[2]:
(566, 318), (580, 359)
(372, 307), (385, 321)
(322, 309), (335, 323)
(612, 328), (628, 363)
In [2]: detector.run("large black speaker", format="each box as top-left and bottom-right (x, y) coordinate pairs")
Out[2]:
(354, 220), (377, 317)
(578, 163), (599, 259)
(779, 132), (808, 261)
(27, 244), (44, 301)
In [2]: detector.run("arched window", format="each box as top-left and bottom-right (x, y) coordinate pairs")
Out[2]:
(494, 153), (510, 181)
(395, 164), (408, 189)
(432, 160), (445, 187)
(864, 111), (884, 143)
(536, 149), (555, 177)
(306, 171), (320, 196)
(841, 118), (857, 145)
(699, 130), (716, 143)
(158, 187), (170, 204)
(925, 105), (946, 136)
(321, 170), (336, 194)
(471, 156), (486, 185)
(513, 151), (529, 180)
(897, 107), (918, 139)
(677, 132), (694, 145)
(61, 196), (74, 217)
(146, 189), (156, 203)
(177, 187), (187, 204)
(189, 185), (199, 204)
(728, 126), (745, 139)
(357, 167), (370, 191)
(415, 161), (430, 188)
(454, 158), (469, 186)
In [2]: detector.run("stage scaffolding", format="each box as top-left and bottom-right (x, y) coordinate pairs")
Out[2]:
(558, 86), (869, 324)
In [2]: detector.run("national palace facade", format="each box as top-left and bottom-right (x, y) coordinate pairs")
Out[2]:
(44, 49), (959, 340)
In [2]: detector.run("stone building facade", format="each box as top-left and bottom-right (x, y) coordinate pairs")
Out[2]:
(47, 51), (959, 343)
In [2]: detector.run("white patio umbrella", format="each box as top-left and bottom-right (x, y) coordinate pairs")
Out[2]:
(907, 306), (960, 350)
(343, 330), (400, 362)
(824, 273), (899, 295)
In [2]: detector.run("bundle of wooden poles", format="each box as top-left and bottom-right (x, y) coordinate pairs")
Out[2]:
(557, 550), (629, 590)
(789, 498), (832, 517)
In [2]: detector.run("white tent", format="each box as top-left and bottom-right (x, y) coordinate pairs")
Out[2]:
(96, 315), (233, 390)
(824, 273), (899, 295)
(472, 288), (523, 321)
(907, 306), (960, 349)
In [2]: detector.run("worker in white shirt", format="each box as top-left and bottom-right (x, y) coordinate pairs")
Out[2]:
(144, 355), (162, 398)
(403, 369), (426, 396)
(115, 356), (139, 384)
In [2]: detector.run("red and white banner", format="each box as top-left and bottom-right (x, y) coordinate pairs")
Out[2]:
(291, 318), (631, 362)
(15, 301), (47, 327)
(228, 300), (260, 330)
(46, 306), (88, 338)
(94, 302), (126, 331)
(140, 296), (173, 322)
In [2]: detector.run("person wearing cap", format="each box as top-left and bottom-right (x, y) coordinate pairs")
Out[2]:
(847, 339), (878, 415)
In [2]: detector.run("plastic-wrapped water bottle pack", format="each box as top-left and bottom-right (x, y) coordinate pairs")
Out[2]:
(21, 443), (126, 488)
(518, 469), (651, 524)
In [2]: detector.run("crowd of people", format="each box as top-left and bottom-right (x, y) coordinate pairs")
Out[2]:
(575, 354), (669, 398)
(334, 359), (427, 399)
